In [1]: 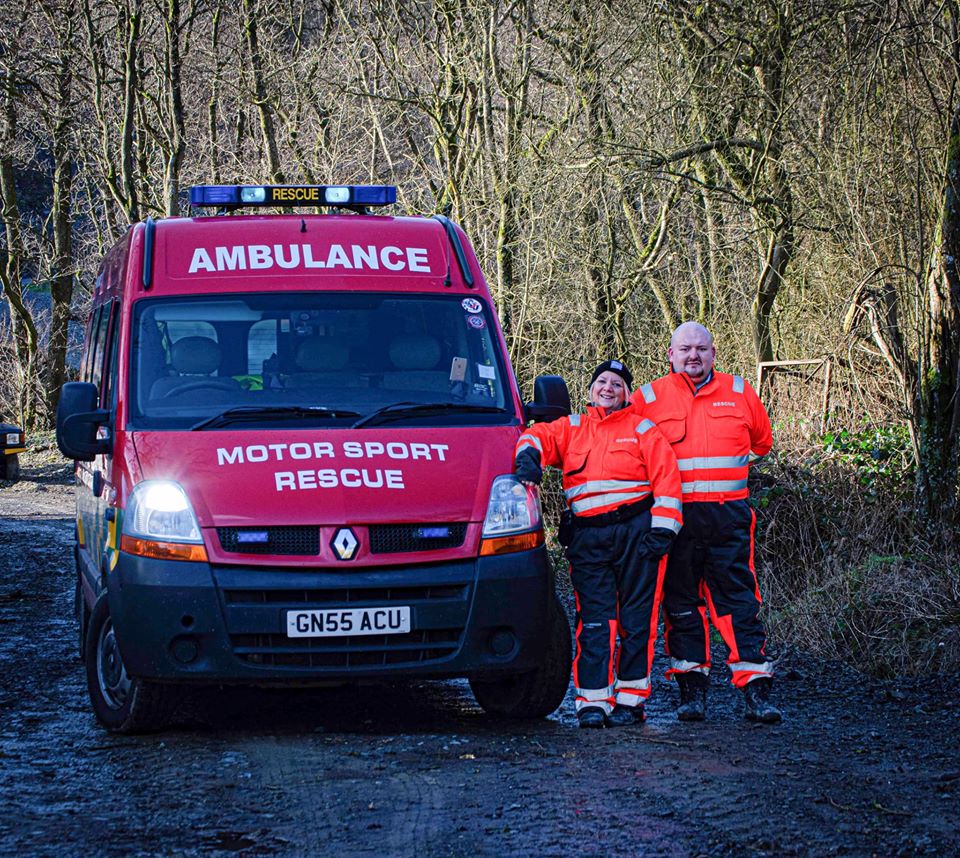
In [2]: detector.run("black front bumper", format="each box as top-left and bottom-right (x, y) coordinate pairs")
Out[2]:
(108, 548), (555, 683)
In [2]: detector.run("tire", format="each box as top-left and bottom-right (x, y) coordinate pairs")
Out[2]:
(470, 595), (572, 719)
(0, 453), (18, 481)
(84, 592), (180, 733)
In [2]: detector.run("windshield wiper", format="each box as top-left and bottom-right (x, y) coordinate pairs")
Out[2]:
(352, 401), (507, 428)
(191, 405), (360, 430)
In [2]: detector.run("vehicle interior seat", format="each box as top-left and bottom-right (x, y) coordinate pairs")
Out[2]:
(284, 337), (365, 388)
(148, 336), (240, 399)
(381, 334), (451, 392)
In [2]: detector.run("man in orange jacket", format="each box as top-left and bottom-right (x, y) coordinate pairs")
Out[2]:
(515, 360), (683, 728)
(634, 323), (781, 723)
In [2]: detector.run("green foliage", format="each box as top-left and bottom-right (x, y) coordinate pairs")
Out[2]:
(818, 426), (913, 487)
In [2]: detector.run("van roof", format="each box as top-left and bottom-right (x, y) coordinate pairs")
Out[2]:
(129, 213), (483, 298)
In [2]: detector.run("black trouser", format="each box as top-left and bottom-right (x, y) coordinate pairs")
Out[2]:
(564, 510), (665, 713)
(663, 499), (771, 687)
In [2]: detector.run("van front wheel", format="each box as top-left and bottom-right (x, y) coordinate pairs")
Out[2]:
(469, 596), (572, 719)
(85, 592), (180, 733)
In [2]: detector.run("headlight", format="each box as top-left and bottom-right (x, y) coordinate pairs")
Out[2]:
(482, 474), (542, 536)
(5, 433), (19, 445)
(123, 480), (203, 543)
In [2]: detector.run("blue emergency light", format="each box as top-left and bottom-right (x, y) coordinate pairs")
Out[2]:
(189, 184), (397, 209)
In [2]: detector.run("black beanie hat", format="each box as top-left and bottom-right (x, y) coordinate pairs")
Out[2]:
(590, 359), (633, 389)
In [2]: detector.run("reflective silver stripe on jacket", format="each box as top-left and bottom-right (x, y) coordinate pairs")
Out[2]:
(564, 479), (650, 500)
(635, 418), (656, 435)
(680, 479), (748, 494)
(732, 375), (745, 394)
(517, 434), (543, 453)
(729, 661), (773, 677)
(749, 450), (764, 462)
(676, 455), (749, 471)
(571, 490), (651, 514)
(640, 383), (656, 403)
(569, 414), (581, 427)
(651, 515), (682, 533)
(653, 495), (682, 511)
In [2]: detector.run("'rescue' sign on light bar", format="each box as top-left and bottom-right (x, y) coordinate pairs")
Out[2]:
(189, 184), (397, 208)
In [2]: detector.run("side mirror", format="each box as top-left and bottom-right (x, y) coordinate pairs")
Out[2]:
(56, 382), (111, 461)
(524, 374), (572, 423)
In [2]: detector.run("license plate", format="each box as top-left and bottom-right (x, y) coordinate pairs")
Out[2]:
(286, 606), (411, 638)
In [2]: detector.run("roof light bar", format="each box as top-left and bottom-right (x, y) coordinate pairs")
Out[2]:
(189, 184), (397, 209)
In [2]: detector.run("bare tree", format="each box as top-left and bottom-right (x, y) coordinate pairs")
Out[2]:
(0, 8), (39, 426)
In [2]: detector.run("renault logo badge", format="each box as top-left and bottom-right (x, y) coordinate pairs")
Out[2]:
(331, 527), (359, 561)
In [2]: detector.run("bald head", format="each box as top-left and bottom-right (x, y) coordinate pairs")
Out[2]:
(668, 321), (716, 382)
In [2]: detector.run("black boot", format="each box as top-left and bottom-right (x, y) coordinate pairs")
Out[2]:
(606, 704), (645, 727)
(743, 678), (782, 724)
(675, 672), (708, 721)
(577, 706), (606, 729)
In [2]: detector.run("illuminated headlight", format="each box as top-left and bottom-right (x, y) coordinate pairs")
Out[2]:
(124, 481), (203, 543)
(240, 186), (267, 203)
(482, 475), (542, 536)
(5, 433), (18, 445)
(324, 186), (351, 204)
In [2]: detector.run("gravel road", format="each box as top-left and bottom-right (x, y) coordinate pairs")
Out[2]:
(1, 457), (958, 857)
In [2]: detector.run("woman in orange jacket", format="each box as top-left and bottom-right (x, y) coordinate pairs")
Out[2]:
(514, 360), (683, 728)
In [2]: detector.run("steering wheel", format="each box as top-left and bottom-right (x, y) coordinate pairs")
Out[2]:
(161, 379), (238, 398)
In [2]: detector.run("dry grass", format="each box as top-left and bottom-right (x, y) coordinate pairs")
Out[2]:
(755, 439), (960, 677)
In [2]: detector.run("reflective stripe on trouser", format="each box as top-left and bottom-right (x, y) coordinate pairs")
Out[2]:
(615, 676), (651, 707)
(574, 682), (615, 715)
(662, 499), (770, 688)
(567, 510), (664, 711)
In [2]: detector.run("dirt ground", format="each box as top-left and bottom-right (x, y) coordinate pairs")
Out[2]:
(1, 445), (958, 857)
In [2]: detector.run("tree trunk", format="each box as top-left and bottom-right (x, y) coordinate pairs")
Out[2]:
(0, 63), (39, 427)
(915, 102), (960, 523)
(206, 5), (223, 184)
(243, 0), (285, 184)
(46, 27), (75, 418)
(120, 0), (141, 222)
(163, 0), (186, 217)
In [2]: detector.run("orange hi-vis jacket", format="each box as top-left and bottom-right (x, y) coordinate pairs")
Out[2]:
(515, 404), (683, 534)
(632, 371), (772, 503)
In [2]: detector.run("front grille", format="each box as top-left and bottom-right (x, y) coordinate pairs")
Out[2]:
(218, 526), (319, 555)
(222, 584), (468, 605)
(221, 580), (470, 669)
(368, 523), (467, 554)
(230, 628), (462, 668)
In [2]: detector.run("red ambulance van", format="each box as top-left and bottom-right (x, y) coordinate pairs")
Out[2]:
(56, 184), (572, 732)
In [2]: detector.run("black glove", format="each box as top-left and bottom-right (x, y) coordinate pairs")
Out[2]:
(514, 449), (543, 485)
(645, 527), (676, 558)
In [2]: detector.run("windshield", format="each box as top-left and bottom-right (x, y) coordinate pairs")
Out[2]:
(129, 292), (516, 429)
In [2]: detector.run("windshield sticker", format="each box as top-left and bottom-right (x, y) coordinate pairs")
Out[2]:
(450, 357), (467, 381)
(461, 298), (483, 314)
(473, 383), (493, 397)
(465, 315), (485, 330)
(216, 440), (450, 493)
(477, 364), (496, 380)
